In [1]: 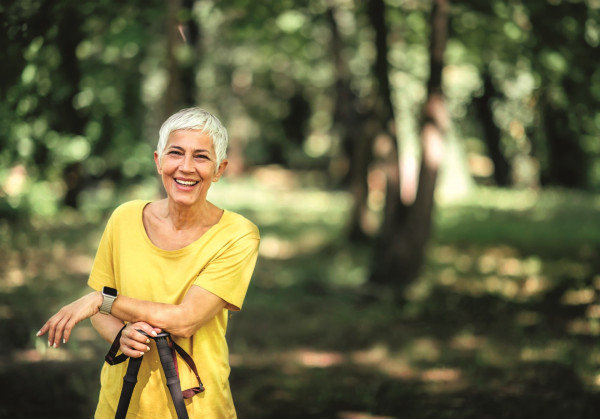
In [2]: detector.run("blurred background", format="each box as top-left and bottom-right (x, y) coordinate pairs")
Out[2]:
(1, 0), (600, 417)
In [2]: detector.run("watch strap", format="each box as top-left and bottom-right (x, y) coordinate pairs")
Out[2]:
(100, 288), (117, 315)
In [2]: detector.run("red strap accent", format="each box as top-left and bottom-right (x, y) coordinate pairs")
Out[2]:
(171, 340), (205, 398)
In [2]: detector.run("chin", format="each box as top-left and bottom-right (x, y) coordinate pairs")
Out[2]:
(168, 192), (205, 207)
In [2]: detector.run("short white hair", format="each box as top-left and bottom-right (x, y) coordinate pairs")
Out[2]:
(157, 107), (228, 167)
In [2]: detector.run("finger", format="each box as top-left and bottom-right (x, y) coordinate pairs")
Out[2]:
(36, 323), (48, 337)
(120, 344), (147, 358)
(120, 336), (150, 357)
(130, 321), (159, 338)
(133, 324), (157, 341)
(121, 327), (151, 354)
(121, 335), (150, 353)
(52, 315), (70, 348)
(62, 318), (78, 344)
(122, 324), (145, 342)
(46, 316), (59, 348)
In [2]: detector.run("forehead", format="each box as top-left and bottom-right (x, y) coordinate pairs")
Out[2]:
(166, 129), (214, 150)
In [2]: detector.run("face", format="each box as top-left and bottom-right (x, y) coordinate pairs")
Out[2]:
(154, 129), (227, 207)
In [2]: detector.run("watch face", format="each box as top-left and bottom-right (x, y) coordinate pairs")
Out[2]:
(103, 287), (118, 297)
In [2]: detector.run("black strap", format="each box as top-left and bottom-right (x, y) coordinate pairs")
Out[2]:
(104, 329), (204, 419)
(104, 325), (128, 365)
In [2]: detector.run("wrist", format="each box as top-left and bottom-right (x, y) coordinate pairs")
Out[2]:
(95, 291), (103, 311)
(99, 286), (118, 315)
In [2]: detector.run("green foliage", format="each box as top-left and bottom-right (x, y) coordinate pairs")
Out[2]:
(452, 0), (600, 188)
(1, 0), (162, 215)
(2, 0), (599, 223)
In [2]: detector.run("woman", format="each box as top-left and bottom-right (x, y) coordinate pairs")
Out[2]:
(37, 107), (260, 418)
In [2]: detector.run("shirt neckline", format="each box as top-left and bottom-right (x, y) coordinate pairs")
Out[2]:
(137, 200), (228, 255)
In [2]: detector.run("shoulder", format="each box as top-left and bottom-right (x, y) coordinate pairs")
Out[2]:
(107, 200), (149, 225)
(221, 210), (260, 240)
(112, 200), (149, 215)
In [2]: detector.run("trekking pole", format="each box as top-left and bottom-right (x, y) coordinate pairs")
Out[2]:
(106, 330), (197, 419)
(155, 334), (190, 419)
(114, 353), (143, 419)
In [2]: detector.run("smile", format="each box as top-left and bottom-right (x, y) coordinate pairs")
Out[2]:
(175, 179), (199, 186)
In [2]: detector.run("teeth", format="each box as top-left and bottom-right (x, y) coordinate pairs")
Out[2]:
(175, 179), (198, 186)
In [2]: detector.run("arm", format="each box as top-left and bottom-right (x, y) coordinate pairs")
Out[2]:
(90, 313), (125, 344)
(90, 313), (162, 358)
(110, 285), (227, 338)
(38, 285), (226, 347)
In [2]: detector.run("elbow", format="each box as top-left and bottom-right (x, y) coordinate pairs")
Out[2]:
(167, 322), (198, 339)
(176, 327), (197, 339)
(150, 306), (199, 338)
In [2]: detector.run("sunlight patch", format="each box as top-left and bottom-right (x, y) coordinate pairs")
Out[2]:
(521, 345), (563, 362)
(567, 319), (600, 336)
(450, 332), (485, 351)
(295, 349), (344, 368)
(561, 288), (595, 305)
(522, 276), (549, 296)
(420, 367), (462, 383)
(587, 305), (600, 319)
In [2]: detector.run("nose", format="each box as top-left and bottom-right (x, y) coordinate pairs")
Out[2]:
(180, 154), (194, 172)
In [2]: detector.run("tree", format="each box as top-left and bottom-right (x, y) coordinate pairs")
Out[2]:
(165, 0), (202, 117)
(326, 4), (371, 240)
(471, 72), (511, 186)
(0, 0), (164, 214)
(370, 0), (450, 291)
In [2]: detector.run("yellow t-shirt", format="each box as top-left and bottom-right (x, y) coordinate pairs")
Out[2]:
(87, 200), (260, 418)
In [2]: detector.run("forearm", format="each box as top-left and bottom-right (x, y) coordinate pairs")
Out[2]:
(110, 295), (180, 333)
(90, 312), (125, 344)
(109, 286), (226, 338)
(39, 286), (225, 347)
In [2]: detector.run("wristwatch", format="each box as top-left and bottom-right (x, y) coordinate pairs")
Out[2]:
(100, 286), (118, 315)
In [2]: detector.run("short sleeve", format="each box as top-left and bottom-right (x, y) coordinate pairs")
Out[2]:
(87, 213), (117, 292)
(194, 234), (259, 311)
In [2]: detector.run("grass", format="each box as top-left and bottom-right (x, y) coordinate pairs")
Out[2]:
(1, 178), (600, 418)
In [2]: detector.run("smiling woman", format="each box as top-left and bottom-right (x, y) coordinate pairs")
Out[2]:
(36, 107), (260, 418)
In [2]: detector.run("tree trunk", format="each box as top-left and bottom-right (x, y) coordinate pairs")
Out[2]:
(180, 0), (201, 107)
(367, 0), (402, 233)
(55, 6), (86, 208)
(164, 0), (202, 116)
(165, 0), (183, 117)
(541, 95), (588, 188)
(473, 72), (511, 186)
(326, 7), (372, 241)
(370, 0), (450, 290)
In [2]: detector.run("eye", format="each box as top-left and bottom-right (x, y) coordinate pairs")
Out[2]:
(168, 150), (183, 156)
(195, 154), (209, 160)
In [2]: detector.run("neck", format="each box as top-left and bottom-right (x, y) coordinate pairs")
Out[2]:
(163, 199), (214, 231)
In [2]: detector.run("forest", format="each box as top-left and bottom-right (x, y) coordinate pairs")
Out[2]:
(1, 0), (600, 417)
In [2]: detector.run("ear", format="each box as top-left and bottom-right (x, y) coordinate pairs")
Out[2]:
(154, 151), (162, 174)
(212, 160), (228, 182)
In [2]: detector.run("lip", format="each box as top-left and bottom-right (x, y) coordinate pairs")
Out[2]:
(174, 178), (200, 188)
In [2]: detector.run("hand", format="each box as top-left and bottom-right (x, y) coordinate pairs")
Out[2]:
(119, 322), (162, 358)
(37, 291), (102, 348)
